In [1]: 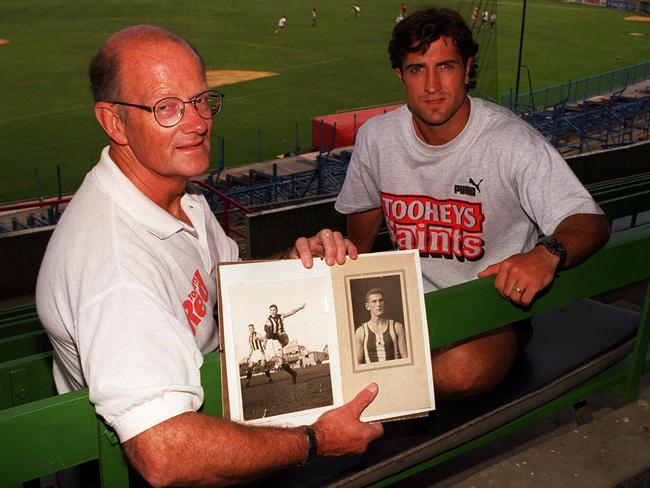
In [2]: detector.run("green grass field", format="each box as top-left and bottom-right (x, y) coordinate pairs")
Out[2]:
(0, 0), (648, 202)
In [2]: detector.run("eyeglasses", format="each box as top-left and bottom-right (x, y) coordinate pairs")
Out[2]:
(110, 90), (225, 127)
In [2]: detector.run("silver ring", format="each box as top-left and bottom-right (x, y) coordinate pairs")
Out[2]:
(514, 286), (523, 294)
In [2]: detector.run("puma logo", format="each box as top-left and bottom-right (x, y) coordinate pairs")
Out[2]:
(469, 178), (483, 193)
(454, 177), (484, 197)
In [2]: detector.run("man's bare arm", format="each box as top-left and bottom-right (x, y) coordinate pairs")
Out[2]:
(395, 322), (407, 359)
(124, 385), (383, 487)
(282, 302), (306, 319)
(355, 326), (365, 364)
(543, 213), (610, 267)
(347, 208), (384, 253)
(478, 213), (610, 306)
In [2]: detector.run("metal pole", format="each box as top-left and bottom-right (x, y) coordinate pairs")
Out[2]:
(56, 165), (62, 200)
(514, 0), (527, 112)
(220, 137), (225, 170)
(35, 167), (42, 201)
(295, 122), (301, 155)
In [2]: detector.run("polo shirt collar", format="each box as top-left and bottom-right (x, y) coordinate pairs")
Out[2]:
(93, 146), (194, 240)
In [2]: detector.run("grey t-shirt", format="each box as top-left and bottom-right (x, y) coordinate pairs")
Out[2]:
(335, 97), (602, 293)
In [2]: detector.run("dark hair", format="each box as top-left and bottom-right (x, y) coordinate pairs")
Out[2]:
(364, 288), (384, 303)
(388, 7), (479, 89)
(89, 25), (206, 103)
(88, 45), (121, 103)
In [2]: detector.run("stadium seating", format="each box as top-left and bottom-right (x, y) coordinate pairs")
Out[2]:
(520, 92), (650, 156)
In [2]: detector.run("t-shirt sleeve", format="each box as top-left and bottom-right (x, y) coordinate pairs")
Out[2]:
(335, 125), (383, 214)
(76, 285), (204, 442)
(513, 136), (603, 236)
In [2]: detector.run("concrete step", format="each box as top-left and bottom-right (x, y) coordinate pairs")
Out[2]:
(394, 374), (650, 487)
(452, 387), (650, 487)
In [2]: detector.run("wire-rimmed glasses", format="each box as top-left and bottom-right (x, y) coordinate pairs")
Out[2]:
(110, 89), (225, 127)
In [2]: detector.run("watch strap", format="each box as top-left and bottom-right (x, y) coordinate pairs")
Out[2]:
(301, 426), (318, 465)
(540, 237), (567, 269)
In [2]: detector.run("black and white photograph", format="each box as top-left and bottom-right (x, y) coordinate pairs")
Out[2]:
(219, 250), (434, 427)
(331, 250), (435, 421)
(348, 274), (412, 370)
(219, 260), (342, 427)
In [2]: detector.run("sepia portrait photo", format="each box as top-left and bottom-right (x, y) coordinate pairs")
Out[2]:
(330, 250), (435, 421)
(347, 274), (412, 371)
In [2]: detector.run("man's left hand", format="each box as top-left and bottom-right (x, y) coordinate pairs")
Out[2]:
(477, 245), (560, 307)
(286, 228), (357, 268)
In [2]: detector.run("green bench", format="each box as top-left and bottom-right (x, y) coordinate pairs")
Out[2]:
(587, 171), (650, 226)
(1, 224), (649, 487)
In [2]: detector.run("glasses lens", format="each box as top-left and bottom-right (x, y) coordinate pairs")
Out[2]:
(154, 97), (184, 127)
(195, 91), (223, 119)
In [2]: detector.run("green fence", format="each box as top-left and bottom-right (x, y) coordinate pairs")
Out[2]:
(503, 60), (650, 111)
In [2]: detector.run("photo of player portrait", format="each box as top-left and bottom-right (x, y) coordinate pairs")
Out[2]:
(348, 274), (412, 371)
(219, 261), (339, 426)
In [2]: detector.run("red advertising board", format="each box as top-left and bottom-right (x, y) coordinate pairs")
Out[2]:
(311, 104), (403, 151)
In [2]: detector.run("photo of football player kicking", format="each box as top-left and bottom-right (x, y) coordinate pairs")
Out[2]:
(264, 302), (305, 384)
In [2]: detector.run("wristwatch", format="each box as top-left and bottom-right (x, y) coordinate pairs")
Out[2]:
(539, 237), (567, 269)
(301, 426), (318, 465)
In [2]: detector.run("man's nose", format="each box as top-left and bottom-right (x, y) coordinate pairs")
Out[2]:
(181, 102), (209, 133)
(425, 69), (441, 93)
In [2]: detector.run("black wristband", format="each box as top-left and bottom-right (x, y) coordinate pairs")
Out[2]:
(301, 426), (318, 465)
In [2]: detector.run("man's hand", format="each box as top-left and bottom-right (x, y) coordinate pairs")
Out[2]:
(286, 228), (358, 268)
(478, 214), (610, 307)
(312, 383), (384, 456)
(477, 245), (559, 307)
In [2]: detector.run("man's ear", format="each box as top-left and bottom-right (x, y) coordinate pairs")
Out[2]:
(464, 57), (474, 85)
(395, 67), (403, 81)
(95, 102), (128, 146)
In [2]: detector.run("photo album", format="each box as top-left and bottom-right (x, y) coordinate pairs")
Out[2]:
(217, 250), (435, 427)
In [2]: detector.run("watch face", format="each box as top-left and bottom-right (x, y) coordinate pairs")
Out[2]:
(544, 238), (566, 264)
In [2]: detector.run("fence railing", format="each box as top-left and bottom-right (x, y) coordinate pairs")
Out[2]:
(503, 60), (650, 112)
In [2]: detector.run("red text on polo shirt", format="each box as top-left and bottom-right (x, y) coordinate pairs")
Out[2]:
(183, 270), (209, 335)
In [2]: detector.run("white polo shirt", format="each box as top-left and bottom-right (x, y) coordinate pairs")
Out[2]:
(36, 146), (239, 442)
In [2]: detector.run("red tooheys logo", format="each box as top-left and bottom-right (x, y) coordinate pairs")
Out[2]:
(381, 192), (486, 262)
(183, 270), (209, 335)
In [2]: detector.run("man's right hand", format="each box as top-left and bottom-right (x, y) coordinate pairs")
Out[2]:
(312, 383), (384, 456)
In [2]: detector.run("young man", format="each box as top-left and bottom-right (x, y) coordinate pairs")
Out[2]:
(37, 25), (382, 487)
(245, 324), (272, 388)
(335, 8), (609, 399)
(265, 302), (305, 384)
(355, 288), (407, 364)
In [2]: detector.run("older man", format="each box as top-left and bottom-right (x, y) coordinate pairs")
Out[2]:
(36, 25), (382, 487)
